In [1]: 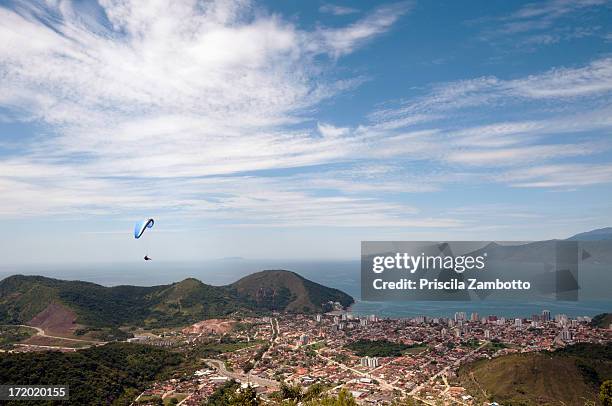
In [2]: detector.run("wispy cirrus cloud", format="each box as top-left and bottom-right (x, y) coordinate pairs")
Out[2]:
(0, 0), (430, 227)
(372, 56), (612, 123)
(0, 0), (611, 237)
(446, 143), (599, 166)
(500, 163), (612, 188)
(360, 57), (612, 182)
(470, 0), (609, 52)
(314, 2), (411, 58)
(504, 0), (607, 31)
(319, 4), (359, 16)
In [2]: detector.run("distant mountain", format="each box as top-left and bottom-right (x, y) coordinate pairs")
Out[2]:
(0, 270), (353, 330)
(567, 227), (612, 241)
(466, 232), (612, 299)
(231, 270), (353, 313)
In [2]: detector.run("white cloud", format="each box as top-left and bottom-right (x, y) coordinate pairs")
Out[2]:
(0, 0), (423, 226)
(0, 0), (611, 230)
(317, 122), (349, 138)
(373, 57), (612, 125)
(314, 2), (411, 58)
(510, 58), (612, 98)
(361, 58), (612, 177)
(319, 4), (359, 16)
(488, 0), (608, 37)
(500, 163), (612, 188)
(446, 143), (599, 166)
(509, 0), (607, 22)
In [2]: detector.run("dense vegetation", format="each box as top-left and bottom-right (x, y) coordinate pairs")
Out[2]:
(231, 270), (354, 313)
(0, 271), (354, 329)
(0, 343), (183, 405)
(301, 277), (354, 310)
(0, 325), (35, 349)
(74, 326), (132, 341)
(187, 337), (257, 359)
(205, 379), (259, 406)
(459, 343), (612, 405)
(591, 313), (612, 328)
(273, 383), (358, 406)
(206, 380), (358, 406)
(601, 380), (612, 405)
(345, 339), (414, 357)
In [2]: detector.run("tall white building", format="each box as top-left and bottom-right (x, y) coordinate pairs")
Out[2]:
(360, 356), (379, 368)
(454, 312), (467, 322)
(561, 328), (572, 341)
(555, 314), (569, 326)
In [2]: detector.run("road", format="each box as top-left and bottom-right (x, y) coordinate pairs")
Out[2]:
(13, 343), (79, 351)
(408, 341), (489, 405)
(313, 347), (406, 394)
(203, 358), (279, 389)
(13, 324), (106, 344)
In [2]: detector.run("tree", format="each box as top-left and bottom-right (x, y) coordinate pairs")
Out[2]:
(280, 382), (303, 401)
(303, 388), (357, 406)
(304, 383), (325, 400)
(335, 389), (358, 406)
(601, 380), (612, 406)
(234, 384), (259, 406)
(204, 380), (261, 405)
(391, 397), (418, 406)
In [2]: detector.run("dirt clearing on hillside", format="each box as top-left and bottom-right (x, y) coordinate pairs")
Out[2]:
(182, 319), (236, 335)
(29, 302), (79, 336)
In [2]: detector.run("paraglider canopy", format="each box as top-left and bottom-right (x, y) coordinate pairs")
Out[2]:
(134, 218), (154, 239)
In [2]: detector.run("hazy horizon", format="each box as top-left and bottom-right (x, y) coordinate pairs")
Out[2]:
(2, 258), (609, 319)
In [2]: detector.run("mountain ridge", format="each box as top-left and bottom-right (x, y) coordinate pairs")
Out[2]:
(459, 343), (612, 405)
(231, 270), (353, 313)
(0, 270), (354, 330)
(567, 227), (612, 241)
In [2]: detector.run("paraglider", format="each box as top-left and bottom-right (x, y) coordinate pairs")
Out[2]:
(134, 218), (154, 261)
(134, 218), (154, 239)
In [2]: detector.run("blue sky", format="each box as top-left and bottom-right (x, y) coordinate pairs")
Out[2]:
(0, 0), (611, 265)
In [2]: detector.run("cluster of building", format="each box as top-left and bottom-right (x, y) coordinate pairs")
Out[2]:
(134, 367), (234, 405)
(132, 309), (611, 405)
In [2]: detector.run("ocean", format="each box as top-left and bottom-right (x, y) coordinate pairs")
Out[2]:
(1, 259), (609, 319)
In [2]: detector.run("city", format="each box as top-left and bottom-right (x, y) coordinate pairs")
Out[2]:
(127, 309), (611, 405)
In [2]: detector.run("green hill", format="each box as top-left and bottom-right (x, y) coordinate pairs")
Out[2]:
(459, 343), (612, 405)
(591, 313), (612, 329)
(0, 342), (182, 406)
(0, 270), (353, 329)
(231, 270), (353, 313)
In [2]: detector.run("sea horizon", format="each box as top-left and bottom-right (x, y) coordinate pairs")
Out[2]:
(2, 259), (609, 319)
